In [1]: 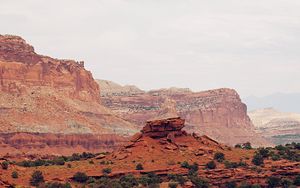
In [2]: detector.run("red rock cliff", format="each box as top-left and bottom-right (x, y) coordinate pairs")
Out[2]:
(0, 35), (99, 102)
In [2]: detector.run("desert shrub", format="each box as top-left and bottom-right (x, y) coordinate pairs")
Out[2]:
(214, 152), (225, 162)
(225, 181), (237, 188)
(258, 148), (270, 158)
(136, 163), (144, 170)
(242, 142), (252, 150)
(11, 171), (18, 179)
(168, 182), (178, 188)
(252, 153), (264, 166)
(235, 144), (242, 148)
(206, 160), (216, 169)
(73, 172), (88, 183)
(190, 176), (209, 188)
(189, 162), (199, 172)
(271, 154), (281, 161)
(239, 182), (261, 188)
(266, 176), (281, 188)
(38, 182), (72, 188)
(30, 171), (45, 186)
(102, 168), (112, 174)
(138, 172), (161, 186)
(119, 174), (138, 188)
(180, 161), (190, 168)
(281, 178), (293, 188)
(294, 175), (300, 186)
(67, 163), (72, 168)
(168, 174), (186, 185)
(224, 161), (239, 169)
(1, 161), (9, 170)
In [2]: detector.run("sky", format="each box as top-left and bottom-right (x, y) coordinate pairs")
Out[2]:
(1, 0), (300, 97)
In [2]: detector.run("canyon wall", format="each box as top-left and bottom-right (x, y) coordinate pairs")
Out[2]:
(0, 35), (137, 139)
(100, 81), (270, 146)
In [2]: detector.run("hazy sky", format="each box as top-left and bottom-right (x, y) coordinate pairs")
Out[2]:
(1, 0), (300, 97)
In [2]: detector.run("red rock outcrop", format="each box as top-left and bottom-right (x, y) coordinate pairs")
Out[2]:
(0, 132), (128, 156)
(0, 35), (138, 138)
(0, 35), (99, 102)
(100, 83), (270, 146)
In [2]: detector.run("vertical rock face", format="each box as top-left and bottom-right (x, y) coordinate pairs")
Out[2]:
(0, 35), (138, 136)
(100, 82), (270, 146)
(0, 35), (100, 102)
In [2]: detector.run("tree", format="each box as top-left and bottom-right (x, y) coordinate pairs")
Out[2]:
(73, 172), (88, 183)
(206, 161), (216, 169)
(11, 171), (18, 179)
(214, 152), (225, 162)
(136, 163), (144, 170)
(30, 171), (44, 186)
(252, 153), (264, 166)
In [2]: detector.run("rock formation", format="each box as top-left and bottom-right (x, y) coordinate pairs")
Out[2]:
(0, 35), (138, 153)
(99, 81), (270, 146)
(0, 132), (127, 156)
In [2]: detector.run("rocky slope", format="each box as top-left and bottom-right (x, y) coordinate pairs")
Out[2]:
(0, 35), (137, 136)
(1, 118), (298, 187)
(249, 108), (300, 145)
(99, 80), (269, 146)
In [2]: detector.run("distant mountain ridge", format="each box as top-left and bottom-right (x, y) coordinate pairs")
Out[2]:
(244, 93), (300, 113)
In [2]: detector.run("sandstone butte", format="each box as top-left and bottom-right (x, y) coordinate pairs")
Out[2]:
(0, 34), (138, 155)
(99, 80), (270, 147)
(0, 117), (298, 187)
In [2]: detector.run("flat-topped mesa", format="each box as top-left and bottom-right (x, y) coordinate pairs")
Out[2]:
(141, 117), (185, 138)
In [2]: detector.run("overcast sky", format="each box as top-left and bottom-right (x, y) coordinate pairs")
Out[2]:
(1, 0), (300, 97)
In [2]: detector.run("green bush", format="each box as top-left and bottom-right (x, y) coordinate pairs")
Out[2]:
(136, 163), (144, 170)
(225, 181), (237, 188)
(266, 176), (281, 188)
(11, 171), (18, 179)
(238, 182), (261, 188)
(242, 142), (252, 150)
(102, 168), (112, 175)
(180, 161), (190, 168)
(294, 175), (300, 186)
(190, 176), (209, 188)
(1, 161), (9, 170)
(138, 172), (161, 186)
(214, 152), (225, 162)
(224, 161), (239, 169)
(281, 178), (293, 188)
(119, 174), (138, 188)
(258, 148), (270, 158)
(39, 182), (72, 188)
(73, 172), (88, 183)
(252, 153), (264, 166)
(271, 154), (281, 161)
(30, 171), (45, 186)
(168, 174), (186, 185)
(206, 161), (216, 169)
(168, 182), (178, 188)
